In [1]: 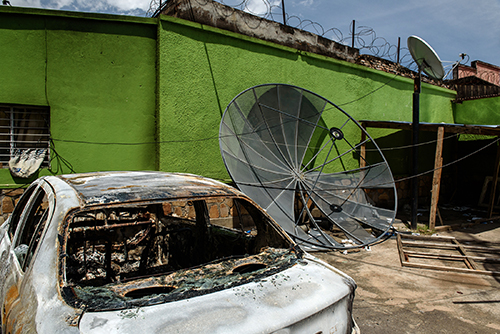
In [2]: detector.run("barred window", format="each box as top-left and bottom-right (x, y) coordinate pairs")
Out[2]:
(0, 105), (50, 169)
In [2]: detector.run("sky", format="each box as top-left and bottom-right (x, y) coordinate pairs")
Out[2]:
(5, 0), (500, 76)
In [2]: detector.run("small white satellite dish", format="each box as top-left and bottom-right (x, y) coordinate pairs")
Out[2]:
(407, 35), (445, 80)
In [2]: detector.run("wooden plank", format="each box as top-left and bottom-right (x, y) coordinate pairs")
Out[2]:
(472, 216), (500, 223)
(489, 143), (500, 218)
(396, 233), (407, 265)
(402, 240), (500, 253)
(398, 233), (500, 276)
(452, 239), (478, 270)
(478, 176), (493, 207)
(360, 120), (500, 136)
(436, 206), (444, 226)
(399, 233), (456, 242)
(461, 245), (500, 253)
(360, 127), (366, 169)
(429, 126), (444, 229)
(402, 241), (459, 250)
(403, 250), (500, 263)
(432, 217), (500, 232)
(401, 261), (500, 276)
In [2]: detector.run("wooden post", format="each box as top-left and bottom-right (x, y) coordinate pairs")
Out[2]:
(488, 143), (500, 218)
(360, 127), (366, 169)
(429, 126), (444, 229)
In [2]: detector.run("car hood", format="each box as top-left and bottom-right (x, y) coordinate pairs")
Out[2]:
(78, 254), (355, 334)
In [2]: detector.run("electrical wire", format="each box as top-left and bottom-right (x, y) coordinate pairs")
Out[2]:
(387, 136), (500, 186)
(49, 124), (459, 152)
(47, 72), (410, 147)
(220, 136), (500, 190)
(48, 138), (76, 175)
(363, 133), (460, 152)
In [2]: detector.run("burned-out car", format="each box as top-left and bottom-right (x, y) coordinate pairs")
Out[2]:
(0, 171), (358, 333)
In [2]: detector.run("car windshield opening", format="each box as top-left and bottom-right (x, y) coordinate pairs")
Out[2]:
(62, 197), (300, 311)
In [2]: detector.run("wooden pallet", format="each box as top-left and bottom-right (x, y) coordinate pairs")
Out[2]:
(397, 233), (500, 276)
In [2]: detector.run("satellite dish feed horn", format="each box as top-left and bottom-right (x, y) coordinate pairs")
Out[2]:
(219, 84), (397, 250)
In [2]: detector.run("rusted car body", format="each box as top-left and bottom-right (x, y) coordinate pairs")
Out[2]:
(0, 171), (358, 333)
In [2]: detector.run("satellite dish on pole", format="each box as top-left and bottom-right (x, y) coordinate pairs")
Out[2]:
(407, 35), (444, 230)
(407, 35), (445, 80)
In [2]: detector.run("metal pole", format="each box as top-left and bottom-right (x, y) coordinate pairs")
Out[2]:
(411, 72), (421, 230)
(281, 0), (286, 26)
(351, 20), (355, 48)
(397, 37), (401, 65)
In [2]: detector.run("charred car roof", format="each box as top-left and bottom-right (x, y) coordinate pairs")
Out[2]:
(57, 171), (240, 206)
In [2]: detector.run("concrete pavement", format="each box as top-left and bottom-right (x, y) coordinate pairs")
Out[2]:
(315, 220), (500, 334)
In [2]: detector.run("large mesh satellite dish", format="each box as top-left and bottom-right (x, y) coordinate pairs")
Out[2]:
(219, 84), (397, 250)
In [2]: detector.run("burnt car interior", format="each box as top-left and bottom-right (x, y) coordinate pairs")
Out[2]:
(62, 197), (299, 310)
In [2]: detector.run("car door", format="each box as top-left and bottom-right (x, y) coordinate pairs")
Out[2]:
(0, 184), (38, 331)
(1, 182), (54, 334)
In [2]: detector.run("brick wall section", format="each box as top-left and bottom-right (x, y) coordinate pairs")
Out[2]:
(356, 55), (452, 89)
(1, 188), (24, 224)
(161, 197), (253, 229)
(161, 0), (359, 64)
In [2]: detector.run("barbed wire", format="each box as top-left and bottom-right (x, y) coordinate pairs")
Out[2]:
(147, 0), (418, 70)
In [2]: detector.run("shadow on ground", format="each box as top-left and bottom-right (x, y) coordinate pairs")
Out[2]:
(315, 209), (500, 334)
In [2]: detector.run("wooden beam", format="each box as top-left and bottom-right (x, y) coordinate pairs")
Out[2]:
(360, 125), (366, 169)
(452, 239), (478, 270)
(403, 250), (500, 263)
(489, 143), (500, 218)
(429, 126), (444, 229)
(401, 261), (500, 276)
(402, 240), (500, 253)
(359, 120), (500, 136)
(396, 233), (407, 265)
(436, 206), (444, 226)
(399, 233), (456, 242)
(397, 233), (500, 276)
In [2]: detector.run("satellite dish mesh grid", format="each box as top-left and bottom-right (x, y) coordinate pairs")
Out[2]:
(220, 84), (397, 250)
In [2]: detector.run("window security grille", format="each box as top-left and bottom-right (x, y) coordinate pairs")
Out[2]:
(0, 105), (50, 169)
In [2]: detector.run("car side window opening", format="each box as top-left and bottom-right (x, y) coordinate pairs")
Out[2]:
(7, 185), (37, 240)
(13, 188), (50, 271)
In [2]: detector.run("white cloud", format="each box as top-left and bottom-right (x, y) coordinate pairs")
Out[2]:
(8, 0), (42, 8)
(244, 0), (280, 16)
(10, 0), (150, 14)
(298, 0), (314, 6)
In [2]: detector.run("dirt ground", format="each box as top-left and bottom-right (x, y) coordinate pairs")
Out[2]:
(315, 207), (500, 334)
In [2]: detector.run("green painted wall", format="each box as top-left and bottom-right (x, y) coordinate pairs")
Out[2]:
(0, 7), (157, 187)
(0, 8), (459, 187)
(157, 16), (456, 181)
(453, 95), (500, 125)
